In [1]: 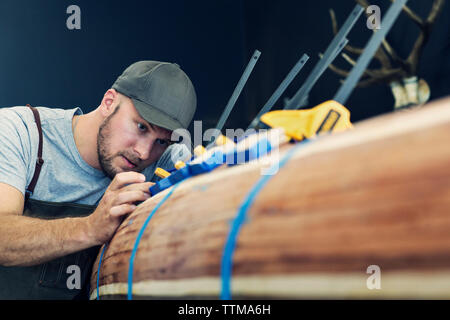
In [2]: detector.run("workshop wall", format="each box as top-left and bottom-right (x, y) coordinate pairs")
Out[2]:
(0, 0), (247, 133)
(0, 0), (449, 133)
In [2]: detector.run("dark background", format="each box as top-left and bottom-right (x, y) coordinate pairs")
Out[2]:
(0, 0), (449, 134)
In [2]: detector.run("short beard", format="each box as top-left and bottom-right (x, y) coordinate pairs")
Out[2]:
(97, 105), (122, 179)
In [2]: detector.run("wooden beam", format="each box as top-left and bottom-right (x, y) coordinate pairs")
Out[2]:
(91, 97), (450, 299)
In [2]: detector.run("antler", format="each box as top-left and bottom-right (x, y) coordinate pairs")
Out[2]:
(405, 0), (445, 75)
(327, 0), (445, 87)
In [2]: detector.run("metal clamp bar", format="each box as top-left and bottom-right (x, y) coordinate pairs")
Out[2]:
(247, 53), (310, 129)
(285, 38), (349, 109)
(333, 0), (409, 105)
(284, 4), (364, 110)
(214, 50), (261, 134)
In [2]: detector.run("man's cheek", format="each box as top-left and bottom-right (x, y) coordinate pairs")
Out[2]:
(146, 149), (163, 165)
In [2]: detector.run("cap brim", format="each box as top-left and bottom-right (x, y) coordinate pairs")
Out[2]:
(132, 98), (183, 132)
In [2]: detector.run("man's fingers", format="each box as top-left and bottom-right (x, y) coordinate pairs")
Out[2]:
(109, 204), (136, 217)
(116, 190), (151, 205)
(122, 182), (155, 194)
(109, 172), (146, 191)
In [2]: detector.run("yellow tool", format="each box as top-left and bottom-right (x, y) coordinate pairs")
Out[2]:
(194, 145), (206, 157)
(154, 167), (171, 179)
(259, 100), (352, 141)
(174, 160), (186, 170)
(214, 134), (235, 146)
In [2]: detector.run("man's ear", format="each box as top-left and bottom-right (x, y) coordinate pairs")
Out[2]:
(100, 89), (119, 117)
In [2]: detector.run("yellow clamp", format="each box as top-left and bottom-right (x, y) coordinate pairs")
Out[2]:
(260, 100), (352, 141)
(154, 167), (171, 179)
(174, 161), (186, 170)
(193, 145), (206, 157)
(215, 134), (235, 146)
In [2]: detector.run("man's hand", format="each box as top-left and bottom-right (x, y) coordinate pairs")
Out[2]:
(87, 172), (154, 245)
(0, 174), (153, 266)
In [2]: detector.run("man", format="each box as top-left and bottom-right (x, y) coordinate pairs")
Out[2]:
(0, 61), (196, 299)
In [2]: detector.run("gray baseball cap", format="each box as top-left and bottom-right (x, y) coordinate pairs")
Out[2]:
(112, 61), (197, 131)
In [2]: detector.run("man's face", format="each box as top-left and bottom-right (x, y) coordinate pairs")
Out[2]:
(97, 99), (173, 179)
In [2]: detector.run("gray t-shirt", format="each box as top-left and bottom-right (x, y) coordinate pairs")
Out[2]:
(0, 106), (187, 206)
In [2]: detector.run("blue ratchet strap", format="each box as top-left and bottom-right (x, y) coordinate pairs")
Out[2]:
(96, 242), (108, 300)
(220, 139), (311, 300)
(127, 182), (182, 300)
(224, 138), (272, 166)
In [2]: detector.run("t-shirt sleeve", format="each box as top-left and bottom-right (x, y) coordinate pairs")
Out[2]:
(0, 111), (32, 195)
(142, 143), (192, 183)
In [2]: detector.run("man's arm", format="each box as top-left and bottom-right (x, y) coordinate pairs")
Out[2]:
(0, 172), (153, 267)
(0, 182), (93, 267)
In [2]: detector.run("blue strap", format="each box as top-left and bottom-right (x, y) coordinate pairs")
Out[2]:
(96, 242), (108, 300)
(220, 140), (310, 299)
(127, 182), (182, 300)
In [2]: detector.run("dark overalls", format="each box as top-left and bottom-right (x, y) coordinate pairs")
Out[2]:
(0, 105), (100, 299)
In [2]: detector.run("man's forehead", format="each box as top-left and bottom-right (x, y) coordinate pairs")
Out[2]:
(146, 120), (172, 137)
(124, 96), (172, 138)
(136, 115), (173, 140)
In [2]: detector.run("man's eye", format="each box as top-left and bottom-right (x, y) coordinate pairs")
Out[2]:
(156, 139), (169, 146)
(137, 123), (147, 132)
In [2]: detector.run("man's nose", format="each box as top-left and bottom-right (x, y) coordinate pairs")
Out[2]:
(134, 138), (152, 161)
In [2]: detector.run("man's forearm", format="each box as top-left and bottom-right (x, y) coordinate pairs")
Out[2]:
(0, 215), (97, 267)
